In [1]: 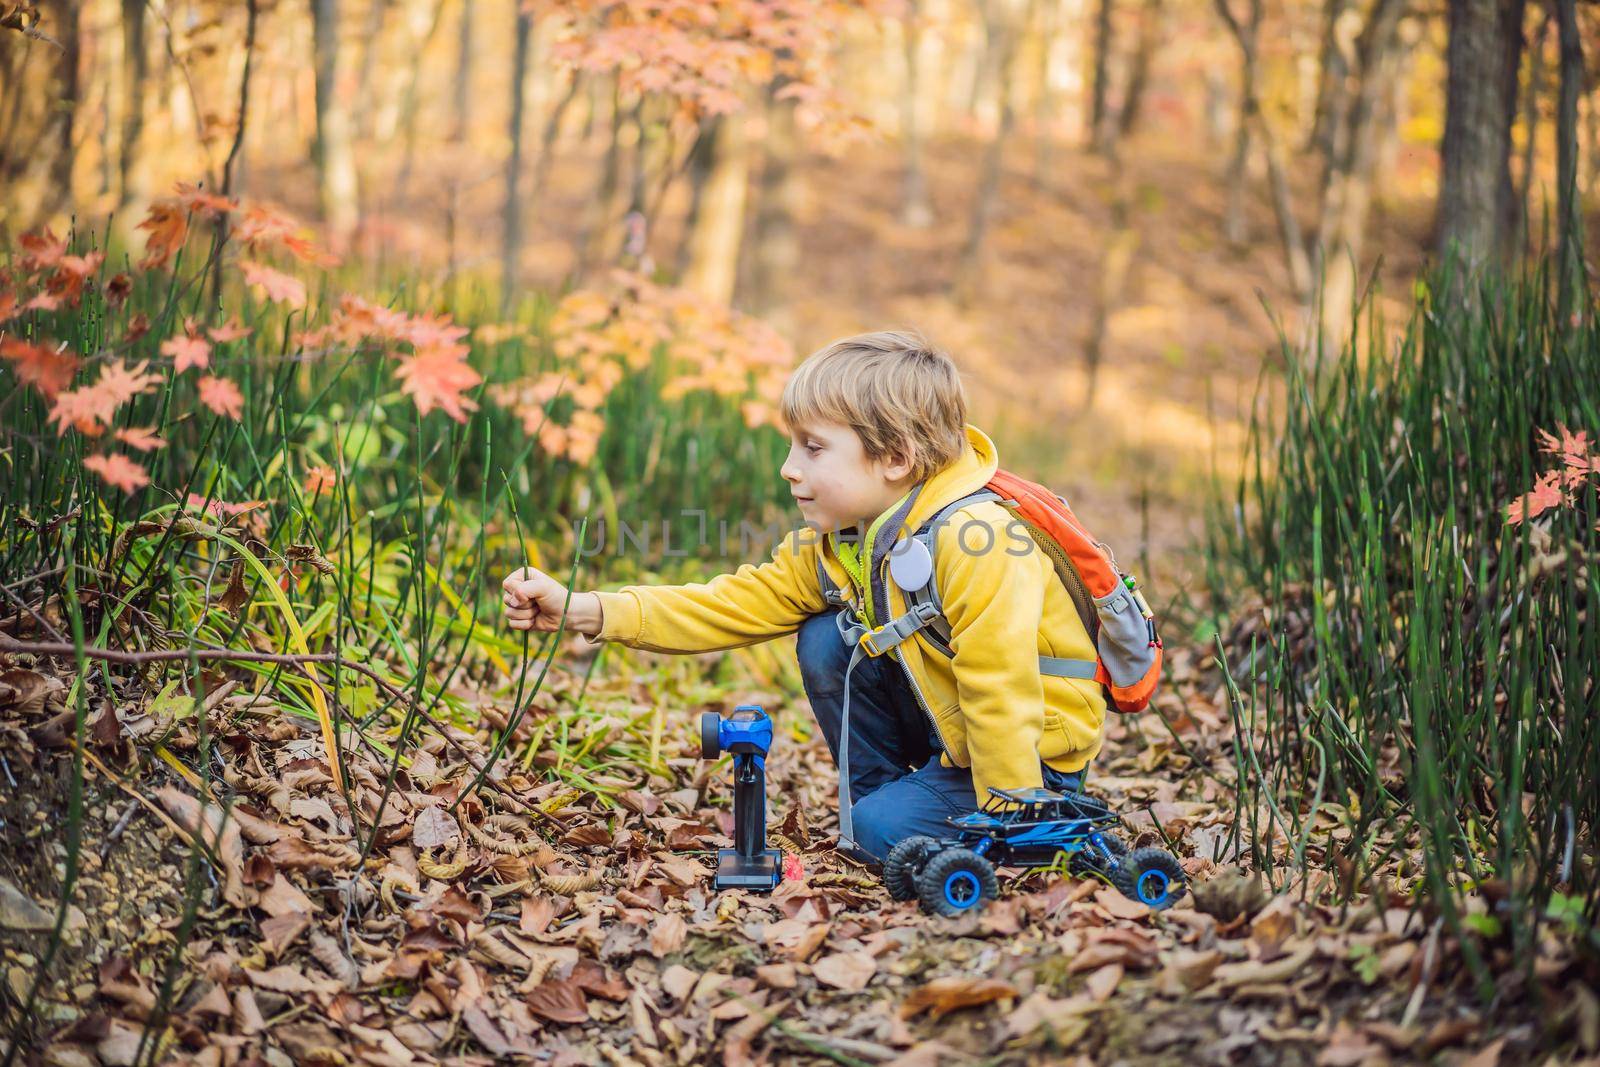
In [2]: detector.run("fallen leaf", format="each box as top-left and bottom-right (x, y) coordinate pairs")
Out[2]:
(812, 951), (876, 992)
(1085, 963), (1124, 1002)
(900, 976), (1018, 1019)
(650, 911), (687, 958)
(525, 978), (589, 1024)
(412, 806), (461, 851)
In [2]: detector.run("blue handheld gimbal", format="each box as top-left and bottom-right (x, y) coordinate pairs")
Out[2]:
(700, 705), (782, 892)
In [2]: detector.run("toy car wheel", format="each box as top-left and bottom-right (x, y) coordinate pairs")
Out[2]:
(883, 836), (939, 901)
(700, 712), (721, 759)
(1069, 831), (1129, 878)
(915, 848), (998, 917)
(1113, 847), (1186, 910)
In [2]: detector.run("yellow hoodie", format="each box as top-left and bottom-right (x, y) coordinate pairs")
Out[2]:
(589, 424), (1106, 804)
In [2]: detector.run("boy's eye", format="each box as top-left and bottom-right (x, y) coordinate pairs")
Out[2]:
(806, 444), (822, 455)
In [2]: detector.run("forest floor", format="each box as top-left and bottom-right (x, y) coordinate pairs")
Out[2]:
(2, 632), (1584, 1066)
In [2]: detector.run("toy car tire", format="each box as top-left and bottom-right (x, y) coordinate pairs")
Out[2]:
(1069, 832), (1129, 878)
(1113, 847), (1186, 910)
(883, 836), (939, 901)
(915, 848), (998, 917)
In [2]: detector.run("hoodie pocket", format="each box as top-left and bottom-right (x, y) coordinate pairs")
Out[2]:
(1040, 673), (1104, 757)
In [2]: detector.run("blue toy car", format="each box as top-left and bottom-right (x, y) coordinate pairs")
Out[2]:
(883, 786), (1187, 917)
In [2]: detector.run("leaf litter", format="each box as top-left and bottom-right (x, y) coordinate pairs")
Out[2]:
(0, 640), (1593, 1066)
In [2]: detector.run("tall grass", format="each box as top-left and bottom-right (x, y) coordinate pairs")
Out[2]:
(1206, 257), (1599, 989)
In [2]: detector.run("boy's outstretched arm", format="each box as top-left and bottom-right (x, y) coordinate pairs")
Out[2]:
(502, 529), (828, 654)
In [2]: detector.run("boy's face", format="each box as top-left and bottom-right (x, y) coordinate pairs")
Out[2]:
(780, 420), (916, 533)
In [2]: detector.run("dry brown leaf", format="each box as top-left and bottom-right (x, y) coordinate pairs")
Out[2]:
(1085, 963), (1124, 1003)
(412, 806), (460, 851)
(525, 978), (589, 1024)
(900, 976), (1018, 1020)
(649, 911), (687, 958)
(812, 951), (876, 992)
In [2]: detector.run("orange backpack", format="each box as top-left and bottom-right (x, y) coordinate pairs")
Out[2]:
(820, 470), (1162, 713)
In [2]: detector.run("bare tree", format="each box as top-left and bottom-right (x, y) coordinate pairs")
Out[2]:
(954, 0), (1032, 302)
(900, 0), (934, 227)
(681, 111), (751, 306)
(744, 74), (802, 323)
(1216, 0), (1262, 246)
(501, 3), (534, 313)
(312, 0), (360, 245)
(1552, 0), (1585, 313)
(1117, 0), (1166, 140)
(1087, 0), (1116, 152)
(117, 0), (149, 218)
(1435, 0), (1525, 271)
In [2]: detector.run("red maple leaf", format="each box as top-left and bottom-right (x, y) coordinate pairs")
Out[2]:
(208, 318), (253, 343)
(84, 453), (150, 494)
(1505, 470), (1569, 525)
(1, 337), (79, 399)
(238, 259), (307, 308)
(18, 228), (67, 272)
(47, 359), (161, 435)
(394, 346), (482, 423)
(138, 202), (189, 271)
(197, 375), (245, 420)
(161, 332), (212, 373)
(115, 426), (166, 452)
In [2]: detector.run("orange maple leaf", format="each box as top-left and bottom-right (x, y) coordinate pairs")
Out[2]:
(115, 426), (166, 452)
(18, 228), (66, 272)
(161, 332), (212, 373)
(1505, 470), (1569, 525)
(172, 181), (237, 217)
(208, 318), (253, 343)
(84, 453), (150, 494)
(197, 374), (245, 420)
(394, 347), (482, 423)
(138, 202), (189, 271)
(233, 205), (339, 266)
(238, 259), (308, 308)
(1, 337), (79, 399)
(47, 358), (161, 435)
(304, 465), (338, 496)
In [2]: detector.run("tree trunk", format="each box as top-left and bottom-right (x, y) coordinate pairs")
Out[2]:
(955, 0), (1028, 301)
(1515, 14), (1548, 259)
(900, 0), (935, 227)
(1494, 0), (1528, 265)
(453, 0), (473, 142)
(213, 0), (260, 309)
(577, 80), (627, 282)
(681, 111), (751, 306)
(1315, 0), (1408, 328)
(117, 0), (149, 218)
(1307, 0), (1351, 155)
(1117, 0), (1165, 139)
(312, 0), (360, 246)
(744, 78), (802, 323)
(1087, 0), (1115, 151)
(1435, 0), (1524, 270)
(1553, 0), (1584, 314)
(46, 0), (79, 217)
(501, 5), (533, 313)
(1217, 0), (1262, 246)
(354, 0), (391, 142)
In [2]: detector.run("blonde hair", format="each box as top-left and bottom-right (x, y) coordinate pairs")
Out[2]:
(781, 330), (968, 483)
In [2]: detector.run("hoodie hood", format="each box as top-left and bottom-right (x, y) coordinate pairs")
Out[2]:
(828, 423), (1001, 626)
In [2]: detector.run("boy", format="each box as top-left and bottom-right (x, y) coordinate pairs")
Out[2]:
(501, 331), (1106, 863)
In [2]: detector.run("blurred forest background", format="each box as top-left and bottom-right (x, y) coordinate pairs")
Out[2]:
(4, 0), (1594, 572)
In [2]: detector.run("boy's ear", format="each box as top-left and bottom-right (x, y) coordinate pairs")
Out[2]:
(881, 443), (916, 482)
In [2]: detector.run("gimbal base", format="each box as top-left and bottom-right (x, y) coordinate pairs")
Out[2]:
(712, 847), (782, 892)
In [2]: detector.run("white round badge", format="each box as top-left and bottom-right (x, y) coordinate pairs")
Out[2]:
(887, 537), (933, 592)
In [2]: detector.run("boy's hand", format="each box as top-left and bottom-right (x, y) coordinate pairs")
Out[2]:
(502, 567), (601, 635)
